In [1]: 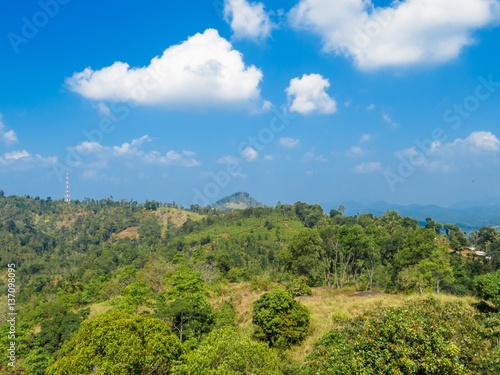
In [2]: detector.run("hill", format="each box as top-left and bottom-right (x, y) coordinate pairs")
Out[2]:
(211, 192), (264, 211)
(324, 200), (500, 231)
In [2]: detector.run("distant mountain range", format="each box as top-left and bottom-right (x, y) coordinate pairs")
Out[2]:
(212, 193), (500, 231)
(323, 200), (500, 231)
(211, 192), (264, 211)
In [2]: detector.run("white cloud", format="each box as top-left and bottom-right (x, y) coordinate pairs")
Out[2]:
(382, 112), (399, 129)
(353, 161), (382, 173)
(0, 149), (57, 170)
(430, 131), (500, 155)
(347, 146), (366, 158)
(279, 137), (300, 148)
(0, 115), (18, 145)
(96, 102), (112, 117)
(289, 0), (500, 69)
(395, 131), (500, 172)
(4, 150), (30, 160)
(69, 135), (200, 170)
(264, 154), (273, 161)
(359, 133), (371, 144)
(302, 149), (328, 162)
(366, 104), (375, 111)
(144, 150), (200, 167)
(73, 141), (104, 155)
(224, 0), (275, 40)
(241, 146), (258, 162)
(286, 73), (337, 115)
(218, 155), (240, 165)
(112, 135), (152, 156)
(66, 29), (263, 108)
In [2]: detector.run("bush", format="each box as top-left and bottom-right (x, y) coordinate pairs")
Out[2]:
(252, 287), (310, 349)
(306, 298), (499, 374)
(45, 312), (183, 375)
(174, 327), (281, 375)
(286, 276), (312, 297)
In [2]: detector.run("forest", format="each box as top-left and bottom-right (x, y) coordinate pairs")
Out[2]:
(0, 191), (499, 374)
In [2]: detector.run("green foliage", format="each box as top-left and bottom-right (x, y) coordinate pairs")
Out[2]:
(214, 300), (237, 328)
(174, 327), (281, 374)
(474, 270), (500, 310)
(286, 276), (313, 297)
(306, 298), (499, 374)
(252, 287), (310, 349)
(157, 267), (215, 342)
(46, 311), (183, 375)
(36, 312), (83, 354)
(160, 294), (215, 343)
(281, 229), (324, 286)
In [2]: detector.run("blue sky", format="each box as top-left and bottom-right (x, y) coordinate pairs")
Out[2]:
(1, 0), (500, 208)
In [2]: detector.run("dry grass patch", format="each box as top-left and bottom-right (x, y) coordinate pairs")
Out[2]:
(287, 288), (478, 362)
(114, 226), (139, 240)
(87, 301), (113, 318)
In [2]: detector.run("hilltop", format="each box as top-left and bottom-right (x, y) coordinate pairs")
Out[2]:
(211, 191), (264, 211)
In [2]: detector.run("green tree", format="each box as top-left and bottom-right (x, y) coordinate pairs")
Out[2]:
(158, 267), (215, 343)
(252, 287), (310, 349)
(174, 327), (281, 375)
(474, 270), (500, 310)
(281, 228), (324, 286)
(46, 312), (183, 375)
(307, 298), (499, 374)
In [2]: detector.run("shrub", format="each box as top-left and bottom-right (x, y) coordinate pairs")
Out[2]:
(252, 287), (310, 349)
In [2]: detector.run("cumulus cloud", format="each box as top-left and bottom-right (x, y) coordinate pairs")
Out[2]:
(144, 150), (200, 167)
(347, 146), (366, 158)
(0, 115), (18, 145)
(302, 149), (328, 162)
(66, 29), (263, 108)
(279, 137), (300, 148)
(396, 131), (500, 172)
(289, 0), (500, 69)
(0, 149), (57, 170)
(68, 135), (200, 170)
(286, 73), (337, 115)
(241, 146), (258, 161)
(428, 131), (500, 155)
(224, 0), (275, 40)
(353, 161), (382, 173)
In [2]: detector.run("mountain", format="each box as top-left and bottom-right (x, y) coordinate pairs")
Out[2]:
(211, 192), (264, 211)
(322, 200), (500, 231)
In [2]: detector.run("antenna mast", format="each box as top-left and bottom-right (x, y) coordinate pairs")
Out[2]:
(64, 171), (70, 203)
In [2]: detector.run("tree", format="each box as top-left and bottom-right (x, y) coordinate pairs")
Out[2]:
(281, 228), (324, 286)
(46, 312), (183, 375)
(160, 294), (215, 343)
(306, 298), (499, 374)
(174, 327), (281, 375)
(252, 287), (310, 349)
(474, 270), (500, 310)
(158, 267), (215, 343)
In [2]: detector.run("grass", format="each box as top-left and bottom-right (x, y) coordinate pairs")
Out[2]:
(214, 283), (480, 363)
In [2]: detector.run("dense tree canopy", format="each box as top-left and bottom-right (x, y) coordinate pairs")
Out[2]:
(1, 193), (499, 372)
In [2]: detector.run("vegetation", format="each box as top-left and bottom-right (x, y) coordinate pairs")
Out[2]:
(306, 298), (499, 374)
(0, 193), (499, 373)
(252, 287), (310, 348)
